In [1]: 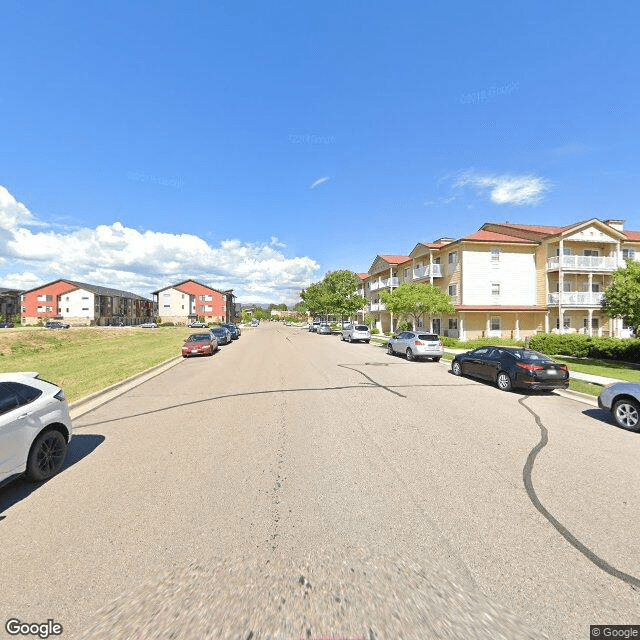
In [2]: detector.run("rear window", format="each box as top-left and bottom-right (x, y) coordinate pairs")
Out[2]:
(355, 325), (369, 331)
(418, 334), (439, 341)
(511, 349), (553, 362)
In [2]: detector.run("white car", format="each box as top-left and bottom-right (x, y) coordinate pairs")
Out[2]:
(387, 331), (444, 362)
(341, 324), (371, 343)
(0, 373), (73, 487)
(140, 322), (158, 328)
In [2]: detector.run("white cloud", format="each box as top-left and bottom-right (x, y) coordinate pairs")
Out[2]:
(454, 171), (551, 206)
(310, 176), (329, 189)
(0, 186), (320, 304)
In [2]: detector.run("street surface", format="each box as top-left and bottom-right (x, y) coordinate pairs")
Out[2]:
(1, 322), (639, 639)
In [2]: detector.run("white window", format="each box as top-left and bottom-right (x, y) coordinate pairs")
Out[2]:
(490, 317), (500, 331)
(563, 282), (572, 292)
(448, 284), (457, 297)
(584, 318), (599, 329)
(82, 307), (89, 311)
(66, 296), (70, 301)
(556, 247), (573, 256)
(556, 317), (571, 329)
(82, 296), (89, 300)
(583, 249), (599, 256)
(623, 249), (636, 260)
(448, 318), (458, 330)
(448, 251), (458, 265)
(491, 283), (500, 296)
(490, 248), (500, 262)
(21, 307), (26, 313)
(66, 308), (69, 313)
(163, 304), (171, 309)
(163, 292), (171, 298)
(403, 268), (409, 277)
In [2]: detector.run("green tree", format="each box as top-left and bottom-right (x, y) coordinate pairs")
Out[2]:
(602, 259), (640, 330)
(380, 283), (455, 330)
(322, 270), (367, 321)
(300, 282), (329, 318)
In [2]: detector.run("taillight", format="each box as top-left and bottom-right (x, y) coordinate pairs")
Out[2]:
(414, 340), (424, 345)
(438, 341), (443, 347)
(54, 389), (66, 401)
(516, 363), (544, 371)
(559, 364), (568, 371)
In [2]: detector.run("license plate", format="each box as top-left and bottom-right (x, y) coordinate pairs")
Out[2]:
(192, 349), (199, 353)
(547, 369), (557, 375)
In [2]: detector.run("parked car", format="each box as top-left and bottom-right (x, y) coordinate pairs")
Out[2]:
(387, 331), (444, 362)
(187, 321), (208, 328)
(0, 372), (73, 486)
(45, 321), (70, 329)
(451, 346), (569, 392)
(317, 323), (332, 335)
(308, 320), (321, 332)
(220, 324), (240, 340)
(251, 319), (259, 327)
(341, 324), (371, 343)
(139, 322), (158, 329)
(181, 333), (218, 358)
(222, 323), (241, 337)
(210, 326), (232, 345)
(0, 322), (15, 328)
(598, 383), (640, 431)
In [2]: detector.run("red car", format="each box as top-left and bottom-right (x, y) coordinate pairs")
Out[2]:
(181, 333), (218, 358)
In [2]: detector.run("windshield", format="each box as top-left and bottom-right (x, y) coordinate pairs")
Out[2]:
(186, 334), (210, 342)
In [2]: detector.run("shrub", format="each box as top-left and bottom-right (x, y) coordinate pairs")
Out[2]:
(398, 321), (412, 331)
(160, 322), (175, 327)
(528, 333), (640, 363)
(371, 328), (380, 334)
(12, 314), (21, 325)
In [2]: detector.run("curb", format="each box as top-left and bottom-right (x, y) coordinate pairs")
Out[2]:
(69, 355), (184, 419)
(555, 388), (599, 407)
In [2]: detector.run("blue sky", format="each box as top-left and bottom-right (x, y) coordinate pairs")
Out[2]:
(1, 1), (639, 302)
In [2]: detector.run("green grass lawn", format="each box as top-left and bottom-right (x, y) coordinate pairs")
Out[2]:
(0, 326), (194, 403)
(568, 378), (604, 397)
(552, 355), (640, 382)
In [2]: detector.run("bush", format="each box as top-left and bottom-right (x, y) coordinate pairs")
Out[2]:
(371, 328), (380, 335)
(160, 322), (175, 327)
(528, 333), (640, 363)
(398, 321), (412, 331)
(330, 323), (338, 330)
(12, 314), (21, 326)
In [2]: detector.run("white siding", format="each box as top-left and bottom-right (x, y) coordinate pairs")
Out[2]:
(564, 225), (617, 243)
(159, 288), (194, 315)
(462, 248), (536, 305)
(63, 289), (95, 318)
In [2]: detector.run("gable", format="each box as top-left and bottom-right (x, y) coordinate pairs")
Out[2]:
(562, 223), (619, 243)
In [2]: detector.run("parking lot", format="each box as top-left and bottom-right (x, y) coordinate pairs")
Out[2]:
(1, 321), (639, 639)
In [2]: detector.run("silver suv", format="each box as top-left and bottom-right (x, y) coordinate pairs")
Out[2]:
(387, 331), (443, 362)
(341, 324), (371, 343)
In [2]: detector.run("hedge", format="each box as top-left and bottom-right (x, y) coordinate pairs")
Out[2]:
(528, 333), (640, 363)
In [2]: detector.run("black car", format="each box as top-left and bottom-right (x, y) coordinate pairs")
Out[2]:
(451, 346), (569, 392)
(45, 321), (70, 329)
(220, 324), (239, 340)
(209, 326), (232, 345)
(0, 322), (14, 328)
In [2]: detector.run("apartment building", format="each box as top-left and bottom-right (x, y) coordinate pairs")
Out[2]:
(21, 280), (154, 326)
(0, 287), (23, 322)
(152, 279), (236, 324)
(357, 218), (640, 340)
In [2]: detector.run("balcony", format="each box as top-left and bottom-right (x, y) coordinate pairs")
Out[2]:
(547, 255), (617, 272)
(413, 264), (443, 279)
(370, 277), (399, 291)
(357, 288), (364, 296)
(368, 303), (386, 312)
(547, 292), (605, 306)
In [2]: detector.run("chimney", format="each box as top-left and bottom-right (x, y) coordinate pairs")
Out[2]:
(604, 219), (625, 232)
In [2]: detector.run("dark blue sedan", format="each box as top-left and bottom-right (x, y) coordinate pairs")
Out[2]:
(451, 346), (569, 392)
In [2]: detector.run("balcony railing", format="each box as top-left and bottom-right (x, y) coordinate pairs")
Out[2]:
(370, 277), (399, 291)
(368, 303), (386, 312)
(547, 292), (605, 306)
(547, 255), (617, 271)
(413, 264), (443, 279)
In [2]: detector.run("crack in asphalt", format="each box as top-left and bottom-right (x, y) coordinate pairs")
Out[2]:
(519, 396), (640, 590)
(337, 364), (406, 398)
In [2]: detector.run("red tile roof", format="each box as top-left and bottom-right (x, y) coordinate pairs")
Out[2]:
(495, 223), (571, 234)
(462, 231), (536, 243)
(624, 231), (640, 241)
(357, 273), (368, 280)
(379, 255), (410, 264)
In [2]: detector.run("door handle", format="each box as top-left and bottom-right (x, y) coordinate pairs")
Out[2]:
(17, 413), (31, 419)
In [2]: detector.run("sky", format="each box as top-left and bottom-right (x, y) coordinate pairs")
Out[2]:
(1, 1), (639, 303)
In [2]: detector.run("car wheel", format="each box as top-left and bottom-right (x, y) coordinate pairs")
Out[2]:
(364, 340), (370, 344)
(451, 361), (462, 376)
(496, 371), (512, 392)
(25, 429), (67, 482)
(347, 335), (352, 343)
(406, 348), (415, 362)
(340, 334), (344, 341)
(387, 343), (394, 356)
(612, 398), (640, 431)
(433, 357), (441, 362)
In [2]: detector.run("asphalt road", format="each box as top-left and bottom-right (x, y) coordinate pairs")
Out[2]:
(1, 323), (639, 639)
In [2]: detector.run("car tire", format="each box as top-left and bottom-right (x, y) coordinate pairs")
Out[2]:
(340, 334), (344, 341)
(347, 335), (352, 343)
(451, 361), (462, 376)
(25, 429), (67, 482)
(496, 371), (512, 392)
(364, 340), (370, 344)
(406, 348), (415, 362)
(387, 343), (394, 356)
(433, 357), (441, 362)
(612, 398), (640, 432)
